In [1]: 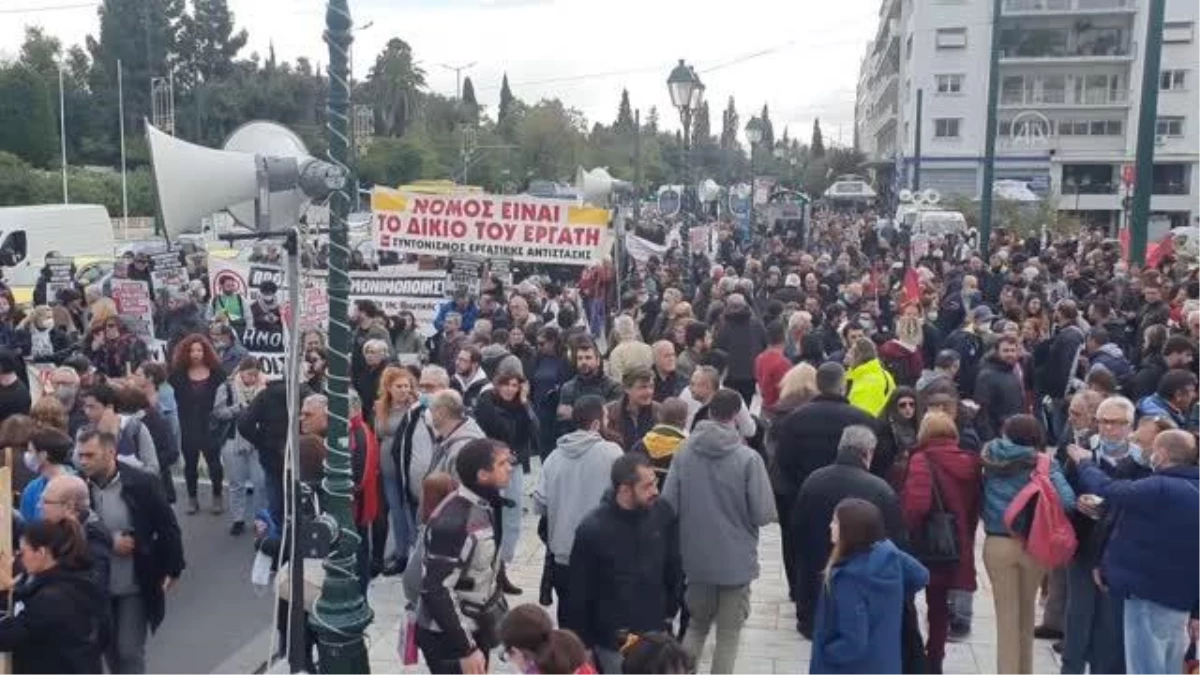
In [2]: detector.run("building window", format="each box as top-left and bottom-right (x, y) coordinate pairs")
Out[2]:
(1156, 116), (1185, 137)
(1062, 164), (1115, 195)
(934, 118), (962, 138)
(936, 74), (964, 94)
(906, 35), (913, 61)
(1161, 70), (1187, 91)
(1052, 119), (1122, 136)
(935, 28), (968, 49)
(1163, 21), (1194, 43)
(1152, 164), (1190, 195)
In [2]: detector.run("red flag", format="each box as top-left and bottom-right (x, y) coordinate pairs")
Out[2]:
(902, 268), (921, 307)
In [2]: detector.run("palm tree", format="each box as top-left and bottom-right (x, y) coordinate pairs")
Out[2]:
(365, 38), (425, 137)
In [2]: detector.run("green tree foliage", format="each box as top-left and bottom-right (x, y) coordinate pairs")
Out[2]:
(363, 38), (425, 138)
(615, 89), (634, 133)
(176, 0), (248, 86)
(460, 76), (479, 124)
(759, 104), (775, 150)
(359, 136), (434, 187)
(0, 65), (58, 167)
(811, 118), (826, 158)
(497, 73), (515, 138)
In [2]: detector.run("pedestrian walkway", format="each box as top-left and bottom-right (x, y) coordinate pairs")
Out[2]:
(363, 509), (1064, 674)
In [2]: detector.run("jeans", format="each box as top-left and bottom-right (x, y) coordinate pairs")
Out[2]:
(222, 441), (265, 524)
(1123, 596), (1190, 675)
(1061, 560), (1124, 674)
(983, 535), (1045, 674)
(264, 469), (284, 527)
(1043, 567), (1067, 632)
(500, 467), (523, 563)
(105, 593), (149, 674)
(681, 583), (750, 674)
(381, 468), (415, 562)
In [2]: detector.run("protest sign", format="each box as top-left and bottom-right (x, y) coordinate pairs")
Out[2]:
(445, 253), (484, 298)
(110, 278), (155, 341)
(372, 188), (611, 265)
(150, 249), (189, 297)
(45, 256), (74, 301)
(488, 256), (512, 285)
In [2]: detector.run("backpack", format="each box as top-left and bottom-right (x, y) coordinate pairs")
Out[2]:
(1003, 453), (1077, 569)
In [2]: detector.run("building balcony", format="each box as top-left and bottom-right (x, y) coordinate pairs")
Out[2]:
(999, 41), (1135, 64)
(1003, 0), (1136, 15)
(999, 88), (1130, 108)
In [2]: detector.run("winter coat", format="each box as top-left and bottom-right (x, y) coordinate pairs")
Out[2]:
(433, 299), (479, 333)
(353, 362), (387, 426)
(533, 430), (623, 565)
(630, 424), (687, 486)
(238, 380), (297, 477)
(566, 491), (683, 650)
(1036, 324), (1084, 400)
(662, 420), (777, 586)
(450, 368), (493, 414)
(846, 358), (896, 417)
(1062, 440), (1151, 568)
(1077, 463), (1199, 613)
(810, 540), (929, 675)
(652, 368), (687, 402)
(713, 304), (768, 382)
(1136, 393), (1189, 429)
(1087, 343), (1132, 381)
(426, 418), (486, 481)
(216, 339), (250, 376)
(980, 438), (1075, 535)
(0, 567), (107, 674)
(900, 439), (982, 590)
(14, 326), (72, 364)
(974, 355), (1026, 441)
(88, 332), (150, 379)
(791, 458), (909, 625)
(605, 340), (654, 385)
(474, 389), (538, 464)
(772, 394), (879, 498)
(160, 304), (207, 358)
(603, 397), (659, 452)
(942, 328), (984, 399)
(391, 328), (427, 361)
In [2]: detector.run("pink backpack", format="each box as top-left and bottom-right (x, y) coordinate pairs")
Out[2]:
(1003, 453), (1077, 569)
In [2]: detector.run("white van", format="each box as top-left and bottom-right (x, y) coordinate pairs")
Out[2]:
(0, 204), (116, 288)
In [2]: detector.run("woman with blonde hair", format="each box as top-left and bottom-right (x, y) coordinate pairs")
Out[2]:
(374, 365), (417, 575)
(900, 411), (981, 673)
(773, 363), (818, 421)
(29, 396), (67, 433)
(606, 314), (653, 384)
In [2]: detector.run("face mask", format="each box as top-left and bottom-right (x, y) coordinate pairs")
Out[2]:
(23, 450), (40, 474)
(418, 393), (431, 408)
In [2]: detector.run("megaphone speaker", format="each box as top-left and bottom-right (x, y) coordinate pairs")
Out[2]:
(224, 121), (312, 230)
(577, 167), (619, 205)
(147, 122), (260, 241)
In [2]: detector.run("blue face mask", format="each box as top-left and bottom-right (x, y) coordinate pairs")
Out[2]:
(1096, 437), (1145, 464)
(418, 393), (431, 408)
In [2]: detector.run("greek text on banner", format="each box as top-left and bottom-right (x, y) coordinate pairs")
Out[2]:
(371, 187), (611, 266)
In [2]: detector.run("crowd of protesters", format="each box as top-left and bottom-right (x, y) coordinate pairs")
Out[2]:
(0, 202), (1192, 675)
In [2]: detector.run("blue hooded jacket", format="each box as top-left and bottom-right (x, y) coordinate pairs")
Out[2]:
(810, 540), (929, 674)
(981, 438), (1075, 535)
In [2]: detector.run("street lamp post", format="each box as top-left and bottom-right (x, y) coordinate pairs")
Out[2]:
(667, 59), (704, 219)
(316, 0), (374, 672)
(745, 117), (763, 231)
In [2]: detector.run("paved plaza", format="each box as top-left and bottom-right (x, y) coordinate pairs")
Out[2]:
(363, 508), (1064, 674)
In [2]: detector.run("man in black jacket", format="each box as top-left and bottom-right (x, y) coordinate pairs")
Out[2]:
(1127, 335), (1193, 401)
(713, 294), (767, 405)
(239, 379), (311, 525)
(789, 424), (906, 638)
(567, 453), (682, 674)
(769, 362), (876, 609)
(1037, 299), (1086, 443)
(78, 429), (184, 675)
(974, 336), (1027, 441)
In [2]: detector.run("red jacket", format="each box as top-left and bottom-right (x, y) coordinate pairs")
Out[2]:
(900, 438), (982, 590)
(349, 413), (382, 526)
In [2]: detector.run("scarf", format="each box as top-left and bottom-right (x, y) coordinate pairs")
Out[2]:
(350, 413), (381, 526)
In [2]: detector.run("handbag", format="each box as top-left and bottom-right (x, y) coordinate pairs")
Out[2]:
(913, 453), (961, 564)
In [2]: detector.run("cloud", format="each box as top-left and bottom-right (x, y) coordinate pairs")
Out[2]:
(0, 0), (878, 147)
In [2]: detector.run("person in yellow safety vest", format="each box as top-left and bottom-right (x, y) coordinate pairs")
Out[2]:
(845, 337), (896, 417)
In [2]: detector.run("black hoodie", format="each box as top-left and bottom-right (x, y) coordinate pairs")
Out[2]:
(713, 304), (767, 382)
(974, 354), (1026, 441)
(0, 566), (107, 674)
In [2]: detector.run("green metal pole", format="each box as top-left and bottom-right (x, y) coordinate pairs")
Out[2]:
(314, 0), (373, 672)
(978, 0), (1003, 259)
(912, 89), (923, 191)
(1129, 0), (1166, 266)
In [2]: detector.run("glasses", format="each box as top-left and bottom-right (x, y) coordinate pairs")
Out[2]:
(1097, 418), (1129, 426)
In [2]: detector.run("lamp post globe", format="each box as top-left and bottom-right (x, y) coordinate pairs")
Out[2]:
(745, 118), (763, 145)
(667, 59), (700, 111)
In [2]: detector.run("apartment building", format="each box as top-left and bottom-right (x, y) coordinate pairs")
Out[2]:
(854, 0), (1199, 231)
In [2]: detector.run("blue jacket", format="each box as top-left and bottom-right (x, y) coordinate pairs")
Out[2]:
(981, 438), (1075, 535)
(1136, 394), (1189, 429)
(810, 540), (929, 674)
(1078, 463), (1199, 613)
(433, 299), (479, 333)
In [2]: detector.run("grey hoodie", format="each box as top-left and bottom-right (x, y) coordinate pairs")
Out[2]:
(426, 417), (486, 481)
(533, 430), (623, 565)
(663, 420), (777, 586)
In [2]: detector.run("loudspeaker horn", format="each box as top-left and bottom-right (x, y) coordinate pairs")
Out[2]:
(897, 188), (914, 203)
(575, 166), (630, 205)
(697, 178), (721, 203)
(147, 122), (260, 241)
(922, 188), (941, 205)
(223, 121), (313, 230)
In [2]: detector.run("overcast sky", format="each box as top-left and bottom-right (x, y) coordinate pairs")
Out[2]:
(2, 0), (879, 147)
